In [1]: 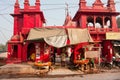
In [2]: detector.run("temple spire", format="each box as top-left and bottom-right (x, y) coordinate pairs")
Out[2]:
(14, 0), (20, 13)
(63, 3), (76, 26)
(35, 0), (40, 10)
(36, 0), (40, 3)
(15, 0), (19, 4)
(65, 3), (69, 16)
(107, 0), (115, 11)
(15, 0), (19, 7)
(79, 0), (86, 9)
(24, 0), (29, 9)
(25, 0), (29, 3)
(93, 0), (104, 8)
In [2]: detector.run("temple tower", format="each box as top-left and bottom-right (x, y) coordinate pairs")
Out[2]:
(11, 0), (45, 35)
(107, 0), (115, 11)
(22, 0), (45, 34)
(13, 0), (20, 35)
(79, 0), (86, 9)
(7, 0), (45, 62)
(93, 0), (104, 9)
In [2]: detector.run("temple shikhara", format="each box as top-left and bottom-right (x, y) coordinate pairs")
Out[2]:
(7, 0), (120, 69)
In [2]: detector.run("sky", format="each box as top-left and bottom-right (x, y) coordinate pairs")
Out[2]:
(0, 0), (120, 45)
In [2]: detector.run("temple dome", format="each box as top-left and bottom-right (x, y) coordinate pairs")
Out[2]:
(11, 34), (20, 41)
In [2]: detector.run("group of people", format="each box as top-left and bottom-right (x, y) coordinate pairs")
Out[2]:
(50, 46), (74, 67)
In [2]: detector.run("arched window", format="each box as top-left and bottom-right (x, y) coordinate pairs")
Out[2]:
(104, 17), (111, 28)
(87, 16), (94, 27)
(95, 17), (102, 28)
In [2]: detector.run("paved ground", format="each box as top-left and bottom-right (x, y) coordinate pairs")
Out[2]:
(0, 63), (120, 80)
(0, 52), (120, 80)
(0, 71), (120, 80)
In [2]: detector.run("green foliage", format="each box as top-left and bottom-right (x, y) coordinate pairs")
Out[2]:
(0, 44), (7, 52)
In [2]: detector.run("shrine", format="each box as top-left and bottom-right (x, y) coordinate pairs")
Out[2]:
(7, 0), (120, 67)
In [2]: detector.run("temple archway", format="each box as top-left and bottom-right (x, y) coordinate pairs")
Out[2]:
(12, 45), (18, 58)
(104, 17), (111, 28)
(95, 17), (102, 28)
(87, 16), (94, 27)
(27, 43), (36, 61)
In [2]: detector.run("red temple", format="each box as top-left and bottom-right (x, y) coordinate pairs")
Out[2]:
(7, 0), (120, 64)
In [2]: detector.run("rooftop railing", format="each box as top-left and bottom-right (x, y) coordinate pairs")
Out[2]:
(88, 27), (119, 34)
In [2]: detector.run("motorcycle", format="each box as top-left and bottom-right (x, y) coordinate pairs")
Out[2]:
(113, 57), (120, 68)
(100, 58), (113, 69)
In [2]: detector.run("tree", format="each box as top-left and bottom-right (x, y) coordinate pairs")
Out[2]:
(117, 17), (120, 28)
(0, 44), (7, 52)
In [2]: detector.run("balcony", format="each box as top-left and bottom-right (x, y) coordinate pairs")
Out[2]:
(88, 27), (119, 34)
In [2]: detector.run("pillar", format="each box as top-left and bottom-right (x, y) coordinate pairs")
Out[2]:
(35, 0), (40, 10)
(7, 43), (12, 59)
(35, 14), (42, 27)
(22, 43), (27, 61)
(18, 44), (22, 61)
(102, 16), (105, 28)
(81, 15), (87, 28)
(94, 16), (96, 28)
(14, 17), (19, 35)
(24, 0), (29, 9)
(111, 16), (118, 31)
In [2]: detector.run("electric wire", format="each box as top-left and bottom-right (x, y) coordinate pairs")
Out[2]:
(0, 0), (119, 44)
(42, 6), (78, 11)
(0, 1), (120, 11)
(0, 1), (120, 6)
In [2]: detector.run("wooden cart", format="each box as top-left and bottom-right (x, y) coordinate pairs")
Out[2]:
(74, 44), (101, 71)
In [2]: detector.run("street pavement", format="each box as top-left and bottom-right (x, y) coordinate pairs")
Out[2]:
(0, 71), (120, 80)
(0, 55), (120, 80)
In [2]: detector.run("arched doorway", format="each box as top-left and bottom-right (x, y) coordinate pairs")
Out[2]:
(12, 45), (18, 58)
(27, 43), (36, 61)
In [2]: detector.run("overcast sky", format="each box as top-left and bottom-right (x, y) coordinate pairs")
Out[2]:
(0, 0), (120, 44)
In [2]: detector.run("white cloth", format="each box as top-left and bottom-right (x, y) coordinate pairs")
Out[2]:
(44, 35), (67, 48)
(27, 28), (66, 40)
(27, 28), (67, 48)
(67, 28), (93, 45)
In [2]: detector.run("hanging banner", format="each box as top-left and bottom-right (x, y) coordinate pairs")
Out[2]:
(106, 32), (120, 40)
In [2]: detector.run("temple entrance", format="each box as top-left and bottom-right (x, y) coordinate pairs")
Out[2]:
(12, 45), (18, 58)
(27, 43), (36, 61)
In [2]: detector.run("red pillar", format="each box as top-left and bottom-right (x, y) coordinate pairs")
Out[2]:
(7, 43), (12, 59)
(94, 16), (96, 27)
(18, 44), (22, 61)
(22, 43), (27, 62)
(102, 40), (113, 63)
(23, 14), (29, 33)
(81, 15), (87, 28)
(102, 16), (105, 28)
(35, 14), (42, 27)
(14, 17), (18, 35)
(111, 16), (118, 31)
